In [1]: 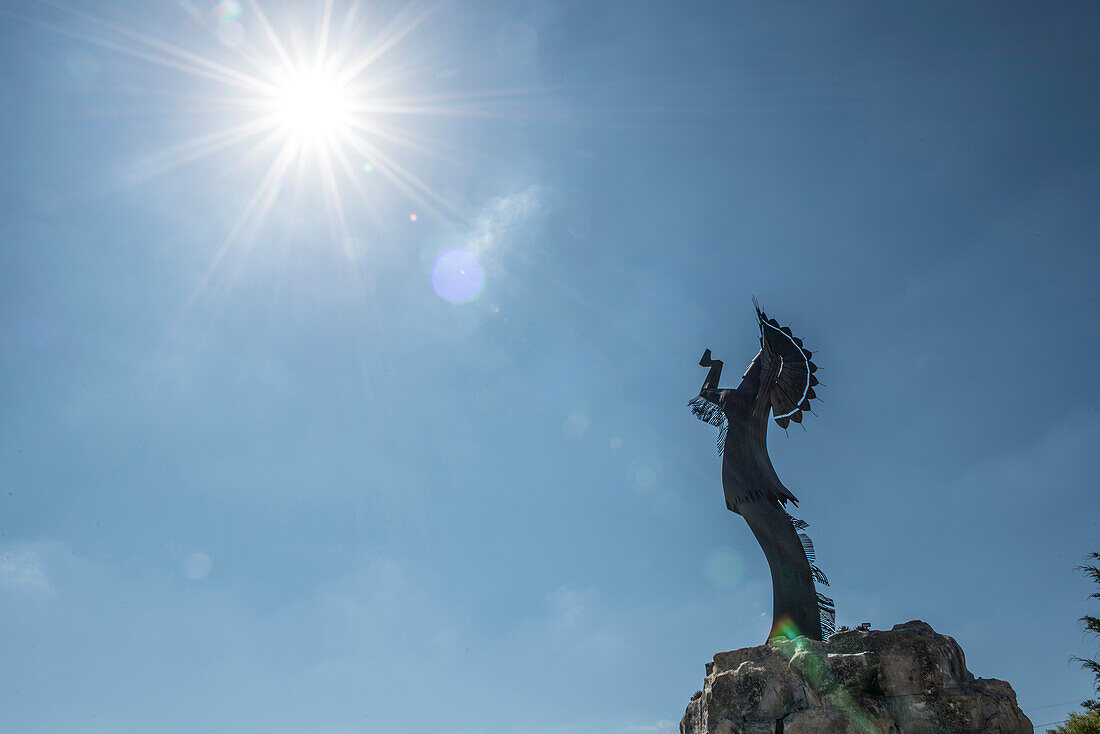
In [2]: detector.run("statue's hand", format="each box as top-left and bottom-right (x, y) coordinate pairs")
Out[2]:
(700, 349), (720, 367)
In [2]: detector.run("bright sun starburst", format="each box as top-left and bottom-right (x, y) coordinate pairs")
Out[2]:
(272, 68), (352, 145)
(27, 1), (477, 238)
(18, 0), (544, 313)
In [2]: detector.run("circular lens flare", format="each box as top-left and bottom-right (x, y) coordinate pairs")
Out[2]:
(430, 248), (484, 302)
(183, 552), (212, 580)
(705, 547), (745, 589)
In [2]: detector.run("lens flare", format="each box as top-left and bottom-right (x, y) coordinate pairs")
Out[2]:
(213, 1), (242, 21)
(770, 633), (880, 734)
(562, 411), (590, 438)
(705, 547), (745, 589)
(629, 457), (660, 493)
(770, 615), (800, 641)
(430, 248), (483, 302)
(183, 552), (212, 580)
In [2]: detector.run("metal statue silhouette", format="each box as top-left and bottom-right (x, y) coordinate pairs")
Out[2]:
(690, 302), (834, 642)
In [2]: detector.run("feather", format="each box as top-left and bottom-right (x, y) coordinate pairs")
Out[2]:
(688, 396), (724, 426)
(799, 533), (816, 563)
(786, 511), (836, 638)
(688, 396), (727, 456)
(818, 593), (836, 638)
(786, 514), (809, 531)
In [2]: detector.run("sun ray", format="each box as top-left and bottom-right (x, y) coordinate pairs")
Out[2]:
(36, 0), (278, 95)
(214, 124), (297, 184)
(317, 143), (351, 246)
(0, 8), (259, 93)
(367, 85), (564, 105)
(314, 0), (336, 69)
(341, 57), (441, 99)
(342, 128), (461, 220)
(325, 0), (367, 73)
(336, 2), (435, 86)
(327, 140), (383, 226)
(173, 0), (284, 79)
(346, 116), (465, 168)
(245, 0), (296, 71)
(126, 116), (280, 184)
(178, 137), (298, 323)
(353, 85), (566, 122)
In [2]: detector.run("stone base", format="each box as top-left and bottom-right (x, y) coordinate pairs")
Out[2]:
(680, 620), (1033, 734)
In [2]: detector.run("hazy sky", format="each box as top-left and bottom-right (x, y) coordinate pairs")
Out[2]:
(2, 1), (1099, 732)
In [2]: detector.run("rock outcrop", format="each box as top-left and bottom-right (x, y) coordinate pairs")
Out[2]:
(680, 620), (1032, 734)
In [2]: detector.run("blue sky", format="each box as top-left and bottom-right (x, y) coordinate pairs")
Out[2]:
(2, 1), (1099, 732)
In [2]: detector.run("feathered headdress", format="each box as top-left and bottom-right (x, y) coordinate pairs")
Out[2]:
(754, 299), (819, 429)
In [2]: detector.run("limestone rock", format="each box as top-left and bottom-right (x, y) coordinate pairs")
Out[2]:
(680, 620), (1032, 734)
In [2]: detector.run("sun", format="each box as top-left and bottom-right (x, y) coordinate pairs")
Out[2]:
(25, 0), (532, 304)
(30, 1), (487, 231)
(271, 68), (352, 146)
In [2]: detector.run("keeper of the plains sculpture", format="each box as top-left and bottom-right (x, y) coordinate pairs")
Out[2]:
(690, 302), (834, 642)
